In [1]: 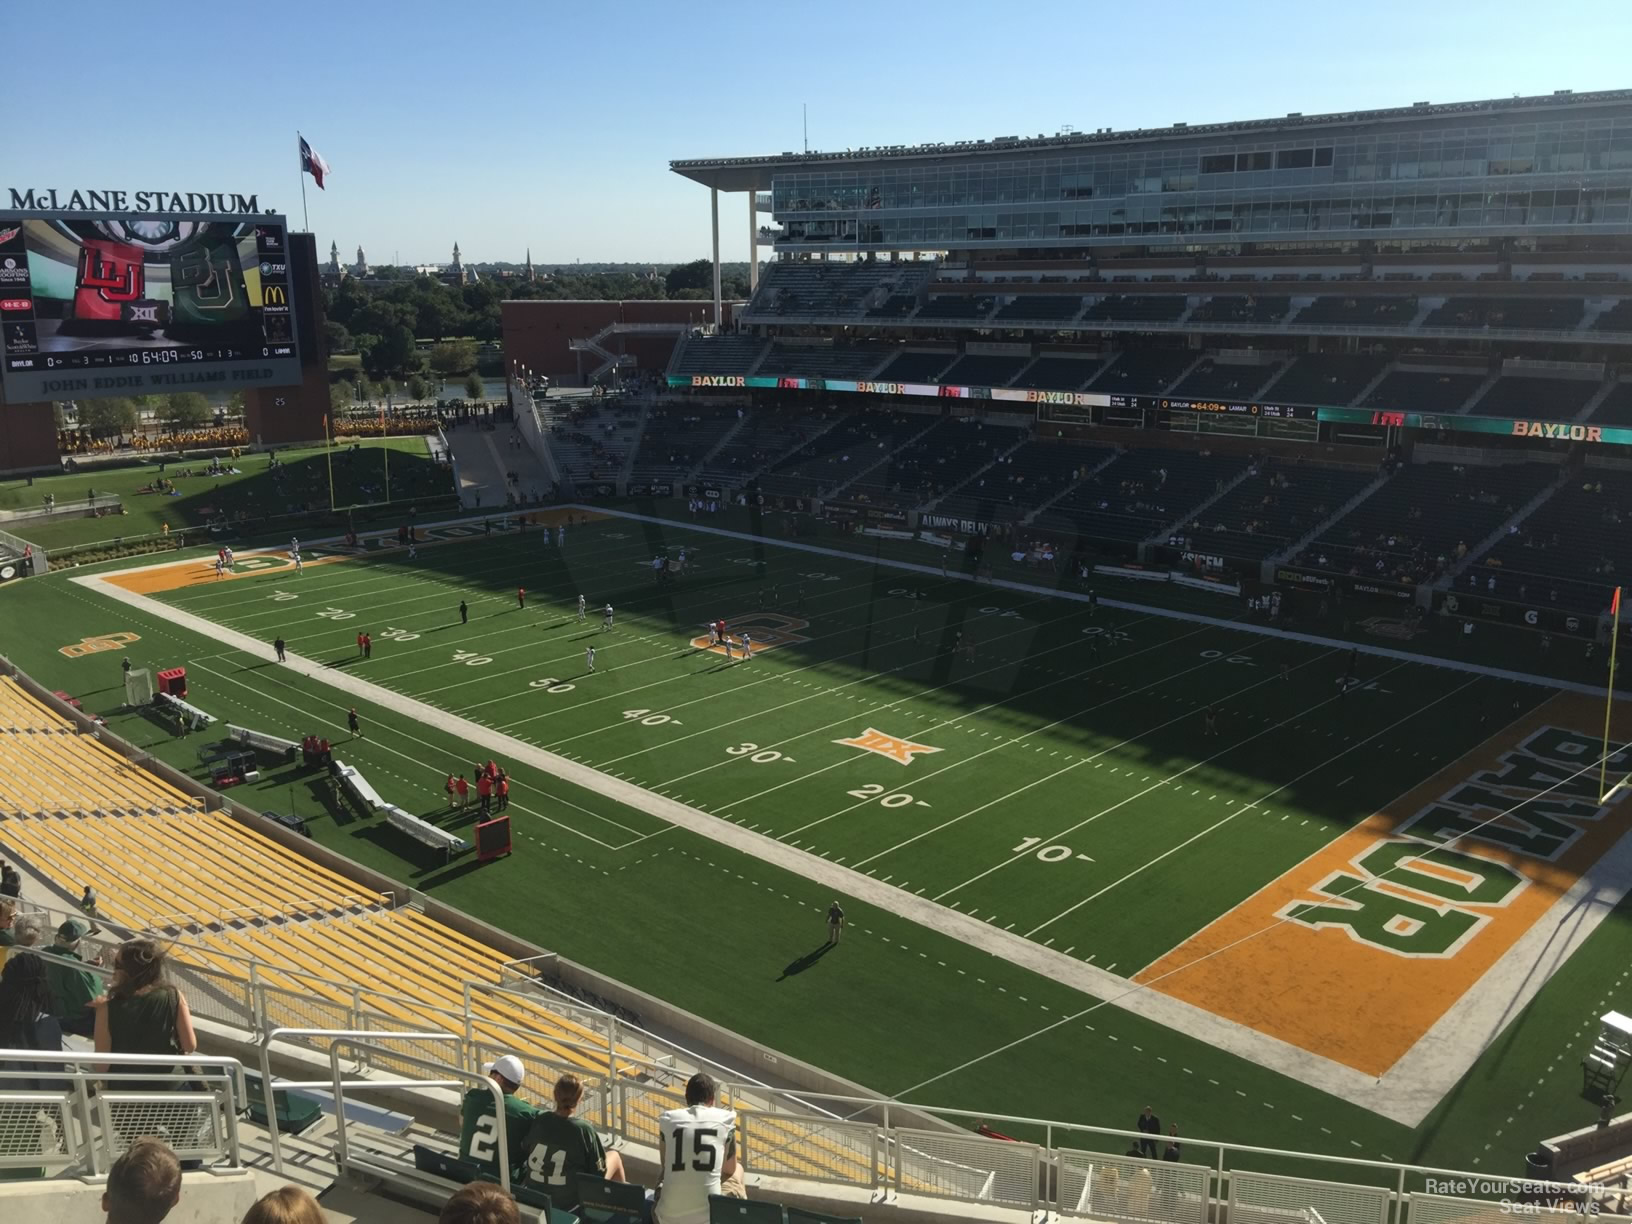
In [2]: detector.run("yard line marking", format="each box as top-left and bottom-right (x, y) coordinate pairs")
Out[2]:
(780, 635), (1256, 849)
(853, 649), (1337, 874)
(187, 656), (640, 849)
(659, 614), (1212, 805)
(512, 578), (1090, 742)
(1022, 663), (1457, 938)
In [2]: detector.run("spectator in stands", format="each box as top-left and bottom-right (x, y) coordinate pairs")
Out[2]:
(439, 1183), (519, 1224)
(0, 860), (19, 899)
(0, 950), (64, 1086)
(44, 919), (100, 1037)
(92, 938), (197, 1089)
(656, 1072), (743, 1223)
(8, 913), (44, 958)
(521, 1073), (625, 1212)
(458, 1054), (537, 1180)
(240, 1185), (328, 1224)
(103, 1137), (182, 1224)
(81, 884), (103, 934)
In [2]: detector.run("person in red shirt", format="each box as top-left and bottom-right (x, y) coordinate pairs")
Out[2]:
(445, 774), (457, 809)
(362, 633), (372, 659)
(486, 760), (498, 780)
(356, 632), (365, 656)
(476, 771), (493, 816)
(517, 587), (526, 609)
(455, 774), (470, 809)
(496, 775), (509, 812)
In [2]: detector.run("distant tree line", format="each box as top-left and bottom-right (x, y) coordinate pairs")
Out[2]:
(321, 259), (753, 380)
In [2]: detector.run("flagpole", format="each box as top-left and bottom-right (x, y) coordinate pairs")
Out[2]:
(1602, 585), (1623, 801)
(297, 131), (310, 231)
(323, 413), (336, 512)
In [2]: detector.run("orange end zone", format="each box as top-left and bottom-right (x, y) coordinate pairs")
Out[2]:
(1135, 694), (1632, 1077)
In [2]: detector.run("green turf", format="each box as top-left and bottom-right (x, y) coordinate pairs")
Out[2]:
(618, 497), (1625, 691)
(0, 512), (1625, 1178)
(0, 437), (449, 552)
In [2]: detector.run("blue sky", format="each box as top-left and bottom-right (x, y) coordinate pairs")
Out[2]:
(7, 0), (1630, 266)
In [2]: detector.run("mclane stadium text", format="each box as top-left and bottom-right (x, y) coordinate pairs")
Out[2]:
(8, 188), (261, 214)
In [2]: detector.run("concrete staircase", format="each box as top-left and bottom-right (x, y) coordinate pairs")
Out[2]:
(1440, 467), (1572, 587)
(1456, 369), (1504, 415)
(823, 416), (944, 499)
(1144, 462), (1258, 546)
(920, 432), (1033, 512)
(1021, 448), (1125, 526)
(1270, 468), (1394, 565)
(685, 409), (752, 482)
(618, 400), (653, 485)
(1575, 379), (1619, 423)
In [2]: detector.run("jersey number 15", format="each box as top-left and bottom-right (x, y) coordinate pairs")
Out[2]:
(669, 1124), (722, 1173)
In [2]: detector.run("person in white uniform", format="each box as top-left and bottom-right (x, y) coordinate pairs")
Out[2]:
(655, 1073), (743, 1223)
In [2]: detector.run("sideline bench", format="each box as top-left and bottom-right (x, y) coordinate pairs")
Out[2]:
(381, 804), (470, 861)
(331, 759), (384, 813)
(156, 691), (215, 732)
(227, 724), (299, 760)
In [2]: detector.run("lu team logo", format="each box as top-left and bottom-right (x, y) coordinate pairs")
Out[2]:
(59, 631), (141, 658)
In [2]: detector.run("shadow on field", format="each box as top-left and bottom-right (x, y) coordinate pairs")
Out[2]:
(777, 943), (836, 981)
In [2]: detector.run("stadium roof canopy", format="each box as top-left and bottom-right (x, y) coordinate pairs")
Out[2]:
(670, 88), (1632, 191)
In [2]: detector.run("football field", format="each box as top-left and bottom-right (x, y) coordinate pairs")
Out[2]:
(11, 506), (1632, 1170)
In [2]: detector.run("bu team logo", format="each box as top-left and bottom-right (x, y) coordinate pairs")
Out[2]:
(834, 728), (942, 766)
(59, 631), (141, 658)
(690, 612), (811, 657)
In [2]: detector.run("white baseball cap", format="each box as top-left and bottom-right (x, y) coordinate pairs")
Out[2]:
(483, 1055), (525, 1087)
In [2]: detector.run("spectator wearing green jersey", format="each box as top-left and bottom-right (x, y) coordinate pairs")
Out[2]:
(521, 1073), (626, 1211)
(458, 1055), (537, 1180)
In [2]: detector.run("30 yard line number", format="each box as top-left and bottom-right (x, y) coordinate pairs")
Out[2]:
(725, 742), (794, 764)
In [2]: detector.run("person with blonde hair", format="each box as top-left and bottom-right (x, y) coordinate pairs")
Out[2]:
(520, 1073), (624, 1212)
(240, 1185), (327, 1223)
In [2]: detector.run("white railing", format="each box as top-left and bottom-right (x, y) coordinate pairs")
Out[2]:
(0, 1049), (246, 1176)
(253, 1039), (1622, 1223)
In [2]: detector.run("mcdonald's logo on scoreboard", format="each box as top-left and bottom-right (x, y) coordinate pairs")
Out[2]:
(262, 284), (287, 307)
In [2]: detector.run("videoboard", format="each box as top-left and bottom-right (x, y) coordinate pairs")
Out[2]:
(0, 211), (301, 403)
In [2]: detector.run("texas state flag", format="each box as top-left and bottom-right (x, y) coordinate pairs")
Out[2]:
(299, 136), (330, 190)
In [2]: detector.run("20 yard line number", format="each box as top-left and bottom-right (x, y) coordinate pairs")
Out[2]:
(847, 783), (929, 809)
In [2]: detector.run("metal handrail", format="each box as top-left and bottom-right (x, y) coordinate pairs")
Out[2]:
(0, 1048), (248, 1176)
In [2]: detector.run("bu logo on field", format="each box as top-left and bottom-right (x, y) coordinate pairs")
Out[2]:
(59, 631), (141, 658)
(834, 728), (942, 766)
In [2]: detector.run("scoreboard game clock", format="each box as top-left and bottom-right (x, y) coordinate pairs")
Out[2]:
(0, 209), (302, 403)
